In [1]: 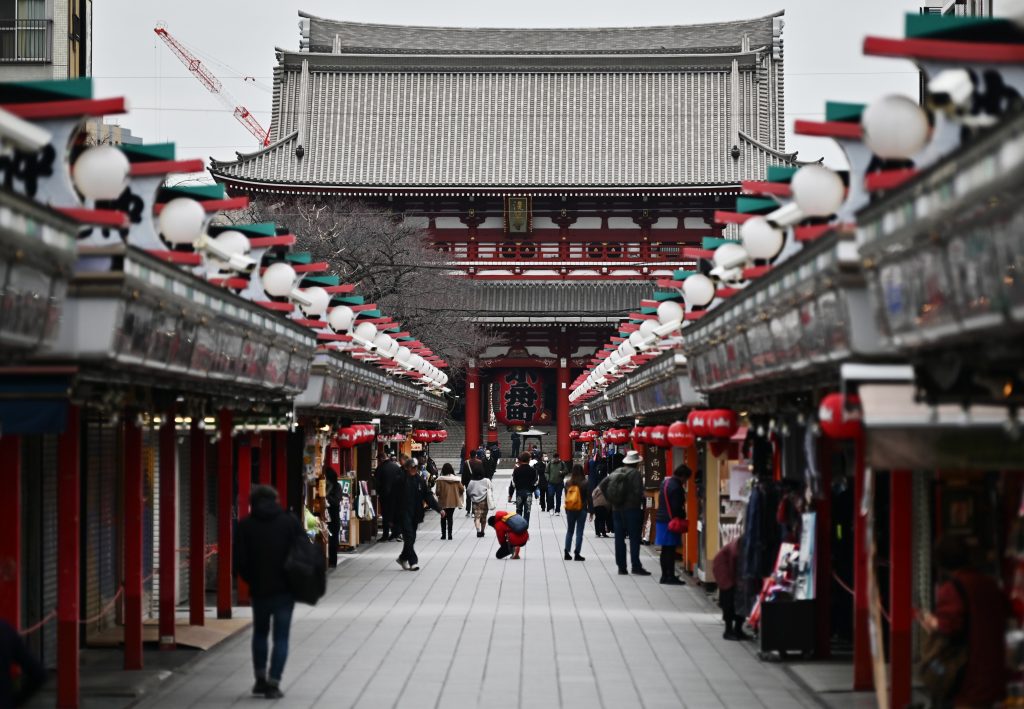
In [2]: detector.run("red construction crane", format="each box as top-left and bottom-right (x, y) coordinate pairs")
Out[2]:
(154, 25), (271, 147)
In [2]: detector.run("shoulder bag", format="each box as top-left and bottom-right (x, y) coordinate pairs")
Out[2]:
(485, 480), (496, 509)
(662, 479), (687, 535)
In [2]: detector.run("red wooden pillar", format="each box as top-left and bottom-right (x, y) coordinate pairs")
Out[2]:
(216, 410), (233, 619)
(890, 471), (913, 709)
(685, 445), (699, 573)
(853, 432), (873, 690)
(815, 435), (834, 659)
(236, 439), (252, 606)
(275, 431), (288, 511)
(464, 365), (481, 454)
(556, 360), (570, 461)
(0, 436), (21, 626)
(123, 416), (144, 670)
(259, 432), (272, 486)
(57, 405), (80, 709)
(158, 416), (177, 650)
(189, 420), (206, 627)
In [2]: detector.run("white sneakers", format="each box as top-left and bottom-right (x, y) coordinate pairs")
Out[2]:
(397, 558), (410, 570)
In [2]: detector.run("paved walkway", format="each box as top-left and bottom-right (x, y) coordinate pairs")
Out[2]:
(136, 472), (824, 709)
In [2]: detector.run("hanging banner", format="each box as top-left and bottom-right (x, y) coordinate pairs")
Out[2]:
(496, 369), (548, 426)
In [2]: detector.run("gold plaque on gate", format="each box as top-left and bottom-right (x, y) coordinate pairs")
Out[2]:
(505, 196), (531, 234)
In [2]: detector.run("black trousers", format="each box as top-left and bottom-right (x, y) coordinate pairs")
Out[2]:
(441, 508), (455, 536)
(593, 506), (611, 535)
(659, 544), (676, 581)
(398, 524), (418, 565)
(720, 587), (743, 631)
(327, 515), (340, 567)
(385, 494), (402, 538)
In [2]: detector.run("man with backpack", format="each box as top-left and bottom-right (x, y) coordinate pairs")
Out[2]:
(599, 450), (651, 576)
(547, 456), (568, 515)
(235, 485), (307, 699)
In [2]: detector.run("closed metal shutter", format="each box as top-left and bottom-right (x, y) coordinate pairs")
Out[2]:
(21, 434), (59, 667)
(84, 418), (120, 639)
(178, 437), (190, 601)
(39, 434), (58, 667)
(206, 438), (218, 590)
(143, 429), (157, 620)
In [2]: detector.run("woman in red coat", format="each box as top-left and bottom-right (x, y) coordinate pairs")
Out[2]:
(488, 510), (529, 559)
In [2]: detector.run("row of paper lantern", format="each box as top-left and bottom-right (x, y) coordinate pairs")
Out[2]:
(410, 429), (449, 443)
(335, 424), (377, 449)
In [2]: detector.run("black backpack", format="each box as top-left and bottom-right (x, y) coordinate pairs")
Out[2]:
(284, 531), (326, 605)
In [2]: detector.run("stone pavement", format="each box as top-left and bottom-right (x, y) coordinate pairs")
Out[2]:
(135, 472), (826, 709)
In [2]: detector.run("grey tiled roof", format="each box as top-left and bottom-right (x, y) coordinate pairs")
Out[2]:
(211, 69), (789, 188)
(302, 13), (780, 55)
(467, 281), (654, 315)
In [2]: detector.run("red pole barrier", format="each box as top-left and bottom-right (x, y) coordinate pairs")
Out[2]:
(236, 439), (251, 607)
(189, 419), (206, 627)
(275, 431), (288, 511)
(890, 471), (912, 708)
(853, 431), (873, 690)
(465, 366), (481, 455)
(57, 405), (80, 709)
(259, 432), (271, 485)
(556, 362), (571, 462)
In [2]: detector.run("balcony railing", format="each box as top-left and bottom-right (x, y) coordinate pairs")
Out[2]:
(0, 20), (52, 63)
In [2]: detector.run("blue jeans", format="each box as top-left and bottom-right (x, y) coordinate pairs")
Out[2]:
(252, 592), (295, 683)
(547, 482), (563, 512)
(613, 508), (644, 571)
(564, 509), (586, 554)
(516, 491), (533, 525)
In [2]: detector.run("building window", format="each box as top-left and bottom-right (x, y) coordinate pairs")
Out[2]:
(0, 0), (51, 63)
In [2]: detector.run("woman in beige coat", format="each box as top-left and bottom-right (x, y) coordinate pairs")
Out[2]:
(434, 463), (465, 540)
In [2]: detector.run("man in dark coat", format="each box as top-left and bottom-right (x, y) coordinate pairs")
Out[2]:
(600, 450), (651, 576)
(511, 453), (538, 525)
(235, 485), (305, 699)
(374, 455), (404, 541)
(396, 458), (444, 571)
(324, 468), (341, 567)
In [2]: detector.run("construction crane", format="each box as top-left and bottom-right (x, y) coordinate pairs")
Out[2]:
(154, 25), (271, 147)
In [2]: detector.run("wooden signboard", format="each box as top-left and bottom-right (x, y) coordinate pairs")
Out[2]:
(642, 446), (666, 490)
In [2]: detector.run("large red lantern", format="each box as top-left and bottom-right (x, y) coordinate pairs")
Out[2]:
(569, 430), (581, 441)
(605, 428), (627, 445)
(666, 421), (695, 448)
(640, 426), (654, 444)
(630, 426), (643, 445)
(337, 427), (356, 449)
(357, 425), (375, 444)
(435, 430), (448, 442)
(687, 410), (711, 438)
(649, 425), (669, 448)
(819, 393), (863, 439)
(707, 409), (739, 439)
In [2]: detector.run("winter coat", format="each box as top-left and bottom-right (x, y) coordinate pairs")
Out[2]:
(374, 460), (403, 497)
(235, 496), (304, 598)
(396, 472), (442, 528)
(512, 464), (538, 493)
(598, 465), (644, 510)
(655, 476), (685, 524)
(534, 460), (548, 487)
(712, 538), (741, 591)
(467, 478), (492, 504)
(547, 460), (567, 487)
(492, 510), (529, 547)
(434, 475), (465, 509)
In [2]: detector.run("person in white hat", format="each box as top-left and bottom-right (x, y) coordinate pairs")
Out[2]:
(599, 450), (651, 576)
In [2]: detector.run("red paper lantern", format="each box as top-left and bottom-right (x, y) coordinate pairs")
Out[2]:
(356, 425), (375, 444)
(666, 421), (695, 448)
(630, 426), (643, 444)
(606, 428), (629, 445)
(707, 409), (739, 439)
(436, 430), (448, 442)
(687, 410), (711, 438)
(641, 426), (655, 444)
(569, 430), (581, 441)
(819, 393), (863, 439)
(337, 427), (356, 449)
(649, 425), (669, 448)
(587, 429), (600, 442)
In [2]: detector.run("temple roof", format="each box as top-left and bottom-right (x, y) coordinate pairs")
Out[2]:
(298, 12), (782, 55)
(209, 12), (791, 190)
(468, 281), (654, 323)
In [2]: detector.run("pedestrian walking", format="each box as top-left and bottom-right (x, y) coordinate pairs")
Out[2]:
(562, 464), (590, 561)
(235, 485), (305, 699)
(535, 454), (549, 511)
(656, 464), (691, 585)
(324, 468), (341, 568)
(374, 455), (404, 541)
(919, 535), (1010, 707)
(510, 430), (521, 460)
(396, 458), (444, 570)
(547, 455), (567, 514)
(713, 536), (748, 639)
(0, 618), (46, 708)
(434, 463), (465, 540)
(488, 510), (529, 559)
(588, 454), (612, 537)
(511, 453), (538, 525)
(483, 448), (497, 478)
(466, 469), (493, 537)
(599, 450), (650, 576)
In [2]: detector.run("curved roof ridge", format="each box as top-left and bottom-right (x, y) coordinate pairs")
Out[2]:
(209, 131), (298, 170)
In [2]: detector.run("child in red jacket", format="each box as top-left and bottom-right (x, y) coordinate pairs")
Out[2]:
(488, 510), (529, 559)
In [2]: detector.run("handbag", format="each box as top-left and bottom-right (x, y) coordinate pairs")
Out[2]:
(662, 479), (688, 535)
(485, 481), (496, 510)
(284, 530), (326, 605)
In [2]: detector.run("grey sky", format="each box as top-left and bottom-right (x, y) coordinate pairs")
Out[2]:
(94, 0), (927, 173)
